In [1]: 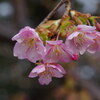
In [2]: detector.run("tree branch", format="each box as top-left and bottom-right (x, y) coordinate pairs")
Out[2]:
(37, 0), (70, 28)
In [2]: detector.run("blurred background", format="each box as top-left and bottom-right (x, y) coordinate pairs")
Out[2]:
(0, 0), (100, 100)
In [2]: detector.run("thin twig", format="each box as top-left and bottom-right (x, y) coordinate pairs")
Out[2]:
(63, 0), (71, 16)
(36, 0), (69, 28)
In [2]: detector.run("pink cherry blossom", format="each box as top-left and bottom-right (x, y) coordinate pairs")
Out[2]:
(43, 40), (75, 63)
(28, 63), (66, 85)
(12, 26), (45, 63)
(66, 25), (96, 55)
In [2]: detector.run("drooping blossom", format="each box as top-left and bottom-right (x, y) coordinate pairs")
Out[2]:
(12, 26), (45, 63)
(28, 63), (66, 85)
(43, 40), (77, 63)
(66, 25), (96, 55)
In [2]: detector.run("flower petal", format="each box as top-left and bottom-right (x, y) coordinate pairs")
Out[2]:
(50, 68), (64, 78)
(47, 64), (66, 75)
(38, 75), (52, 85)
(77, 25), (96, 32)
(13, 42), (28, 59)
(65, 40), (79, 60)
(12, 26), (40, 42)
(79, 46), (87, 55)
(54, 64), (66, 74)
(43, 40), (72, 63)
(67, 31), (80, 40)
(87, 40), (100, 53)
(46, 40), (63, 45)
(28, 64), (45, 78)
(28, 72), (38, 78)
(26, 41), (45, 63)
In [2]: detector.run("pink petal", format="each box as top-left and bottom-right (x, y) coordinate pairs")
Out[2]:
(77, 25), (96, 32)
(60, 53), (71, 63)
(96, 32), (100, 37)
(47, 64), (66, 78)
(26, 41), (45, 63)
(87, 40), (100, 53)
(43, 41), (72, 63)
(78, 46), (87, 55)
(43, 48), (61, 63)
(28, 72), (38, 78)
(54, 64), (66, 74)
(73, 33), (95, 55)
(28, 64), (45, 78)
(13, 42), (28, 59)
(18, 26), (39, 39)
(48, 64), (66, 75)
(46, 40), (63, 46)
(32, 65), (45, 74)
(67, 31), (80, 40)
(43, 41), (62, 63)
(78, 36), (95, 55)
(50, 68), (64, 78)
(47, 50), (61, 63)
(12, 26), (40, 42)
(38, 75), (52, 85)
(65, 40), (79, 60)
(12, 34), (23, 43)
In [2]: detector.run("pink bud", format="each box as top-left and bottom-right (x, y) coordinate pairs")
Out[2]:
(72, 54), (78, 61)
(96, 22), (100, 31)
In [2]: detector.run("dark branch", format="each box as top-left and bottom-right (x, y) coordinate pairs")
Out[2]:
(36, 0), (70, 28)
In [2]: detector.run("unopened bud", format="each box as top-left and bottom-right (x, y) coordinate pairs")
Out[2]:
(96, 22), (100, 31)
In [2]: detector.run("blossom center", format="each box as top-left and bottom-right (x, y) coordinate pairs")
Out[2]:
(39, 67), (53, 76)
(24, 38), (35, 47)
(53, 45), (63, 56)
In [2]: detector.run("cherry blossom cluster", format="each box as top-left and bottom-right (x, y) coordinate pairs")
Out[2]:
(12, 10), (100, 85)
